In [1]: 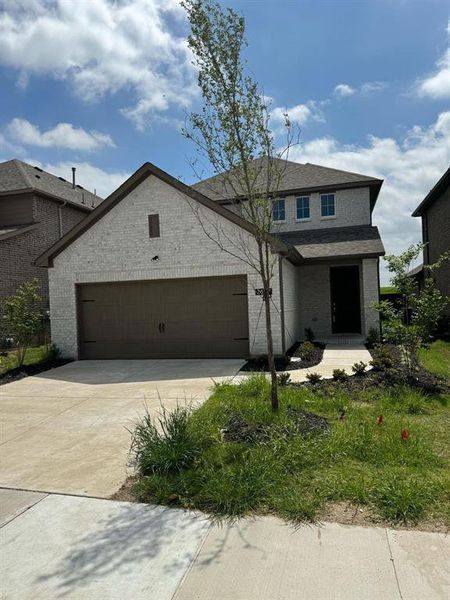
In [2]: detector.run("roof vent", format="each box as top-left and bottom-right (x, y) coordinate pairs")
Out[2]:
(76, 184), (84, 190)
(81, 192), (85, 205)
(35, 174), (41, 179)
(58, 176), (67, 182)
(72, 167), (76, 189)
(34, 166), (43, 172)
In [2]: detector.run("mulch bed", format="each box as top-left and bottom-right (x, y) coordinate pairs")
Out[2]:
(221, 408), (330, 445)
(0, 359), (72, 386)
(240, 342), (325, 372)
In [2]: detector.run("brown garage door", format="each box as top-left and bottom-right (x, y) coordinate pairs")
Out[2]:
(77, 276), (249, 359)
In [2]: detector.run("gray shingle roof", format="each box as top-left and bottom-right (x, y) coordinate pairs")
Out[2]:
(276, 225), (385, 260)
(192, 157), (382, 205)
(0, 159), (101, 209)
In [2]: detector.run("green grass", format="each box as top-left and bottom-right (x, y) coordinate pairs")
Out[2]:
(419, 340), (450, 379)
(380, 286), (398, 294)
(0, 345), (49, 375)
(132, 375), (450, 527)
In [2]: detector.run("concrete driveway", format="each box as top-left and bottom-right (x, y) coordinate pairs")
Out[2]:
(0, 359), (243, 497)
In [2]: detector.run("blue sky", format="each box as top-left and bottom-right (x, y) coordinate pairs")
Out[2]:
(0, 0), (449, 282)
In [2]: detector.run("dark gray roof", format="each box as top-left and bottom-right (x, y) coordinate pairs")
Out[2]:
(0, 159), (101, 210)
(193, 157), (382, 209)
(412, 167), (450, 217)
(277, 225), (385, 260)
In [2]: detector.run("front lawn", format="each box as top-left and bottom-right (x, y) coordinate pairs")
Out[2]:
(131, 373), (450, 529)
(0, 345), (49, 375)
(419, 340), (450, 379)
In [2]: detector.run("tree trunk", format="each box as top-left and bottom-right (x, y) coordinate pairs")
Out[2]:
(263, 286), (278, 411)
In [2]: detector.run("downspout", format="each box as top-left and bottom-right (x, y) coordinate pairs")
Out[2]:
(58, 200), (67, 238)
(278, 256), (286, 355)
(377, 258), (382, 341)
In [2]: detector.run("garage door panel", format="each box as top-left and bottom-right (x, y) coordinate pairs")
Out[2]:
(77, 276), (249, 359)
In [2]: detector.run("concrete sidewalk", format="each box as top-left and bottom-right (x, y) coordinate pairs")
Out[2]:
(1, 489), (449, 600)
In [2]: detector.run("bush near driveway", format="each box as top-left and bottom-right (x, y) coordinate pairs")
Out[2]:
(131, 372), (450, 527)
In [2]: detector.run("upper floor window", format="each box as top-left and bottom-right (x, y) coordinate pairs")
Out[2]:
(321, 194), (335, 217)
(296, 196), (310, 220)
(272, 198), (285, 222)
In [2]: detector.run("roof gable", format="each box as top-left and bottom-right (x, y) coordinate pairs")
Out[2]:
(36, 162), (298, 267)
(412, 167), (450, 217)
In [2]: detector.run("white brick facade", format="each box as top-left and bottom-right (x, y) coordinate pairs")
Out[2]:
(49, 174), (283, 358)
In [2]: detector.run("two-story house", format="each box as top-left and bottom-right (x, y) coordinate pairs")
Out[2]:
(0, 159), (100, 308)
(36, 159), (384, 360)
(411, 167), (450, 317)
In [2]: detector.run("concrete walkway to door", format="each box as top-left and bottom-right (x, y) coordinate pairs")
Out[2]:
(0, 359), (244, 497)
(288, 341), (372, 383)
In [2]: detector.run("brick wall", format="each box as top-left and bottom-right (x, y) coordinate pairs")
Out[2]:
(224, 186), (372, 234)
(49, 175), (284, 358)
(0, 195), (87, 307)
(296, 258), (379, 339)
(424, 186), (450, 314)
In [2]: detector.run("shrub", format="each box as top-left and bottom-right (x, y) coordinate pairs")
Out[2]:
(352, 361), (367, 376)
(306, 372), (322, 384)
(130, 405), (200, 475)
(298, 341), (315, 361)
(370, 344), (395, 371)
(46, 343), (61, 361)
(366, 326), (380, 348)
(370, 472), (435, 524)
(304, 327), (315, 342)
(277, 372), (291, 386)
(332, 368), (348, 382)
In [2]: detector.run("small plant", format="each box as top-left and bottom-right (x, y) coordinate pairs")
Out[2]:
(332, 368), (348, 382)
(352, 361), (367, 376)
(277, 372), (291, 386)
(370, 344), (394, 371)
(298, 341), (315, 361)
(306, 372), (322, 384)
(304, 327), (315, 342)
(366, 326), (380, 348)
(46, 343), (61, 361)
(130, 405), (200, 476)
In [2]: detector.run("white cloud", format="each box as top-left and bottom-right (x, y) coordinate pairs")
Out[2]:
(289, 112), (450, 282)
(334, 82), (386, 98)
(334, 84), (356, 97)
(360, 81), (386, 94)
(418, 48), (450, 100)
(7, 119), (114, 151)
(0, 0), (196, 128)
(270, 102), (324, 132)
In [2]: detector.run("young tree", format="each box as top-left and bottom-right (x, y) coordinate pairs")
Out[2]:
(377, 244), (449, 375)
(182, 0), (296, 410)
(1, 279), (43, 367)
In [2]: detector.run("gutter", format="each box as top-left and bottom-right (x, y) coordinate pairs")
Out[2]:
(58, 200), (68, 238)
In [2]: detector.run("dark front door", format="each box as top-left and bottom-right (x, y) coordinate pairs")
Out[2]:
(330, 266), (361, 334)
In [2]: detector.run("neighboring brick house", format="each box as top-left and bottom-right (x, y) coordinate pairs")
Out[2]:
(0, 159), (100, 308)
(412, 167), (450, 316)
(36, 159), (385, 360)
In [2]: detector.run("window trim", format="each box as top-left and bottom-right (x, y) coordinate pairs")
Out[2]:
(320, 193), (336, 219)
(295, 195), (311, 221)
(272, 198), (286, 222)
